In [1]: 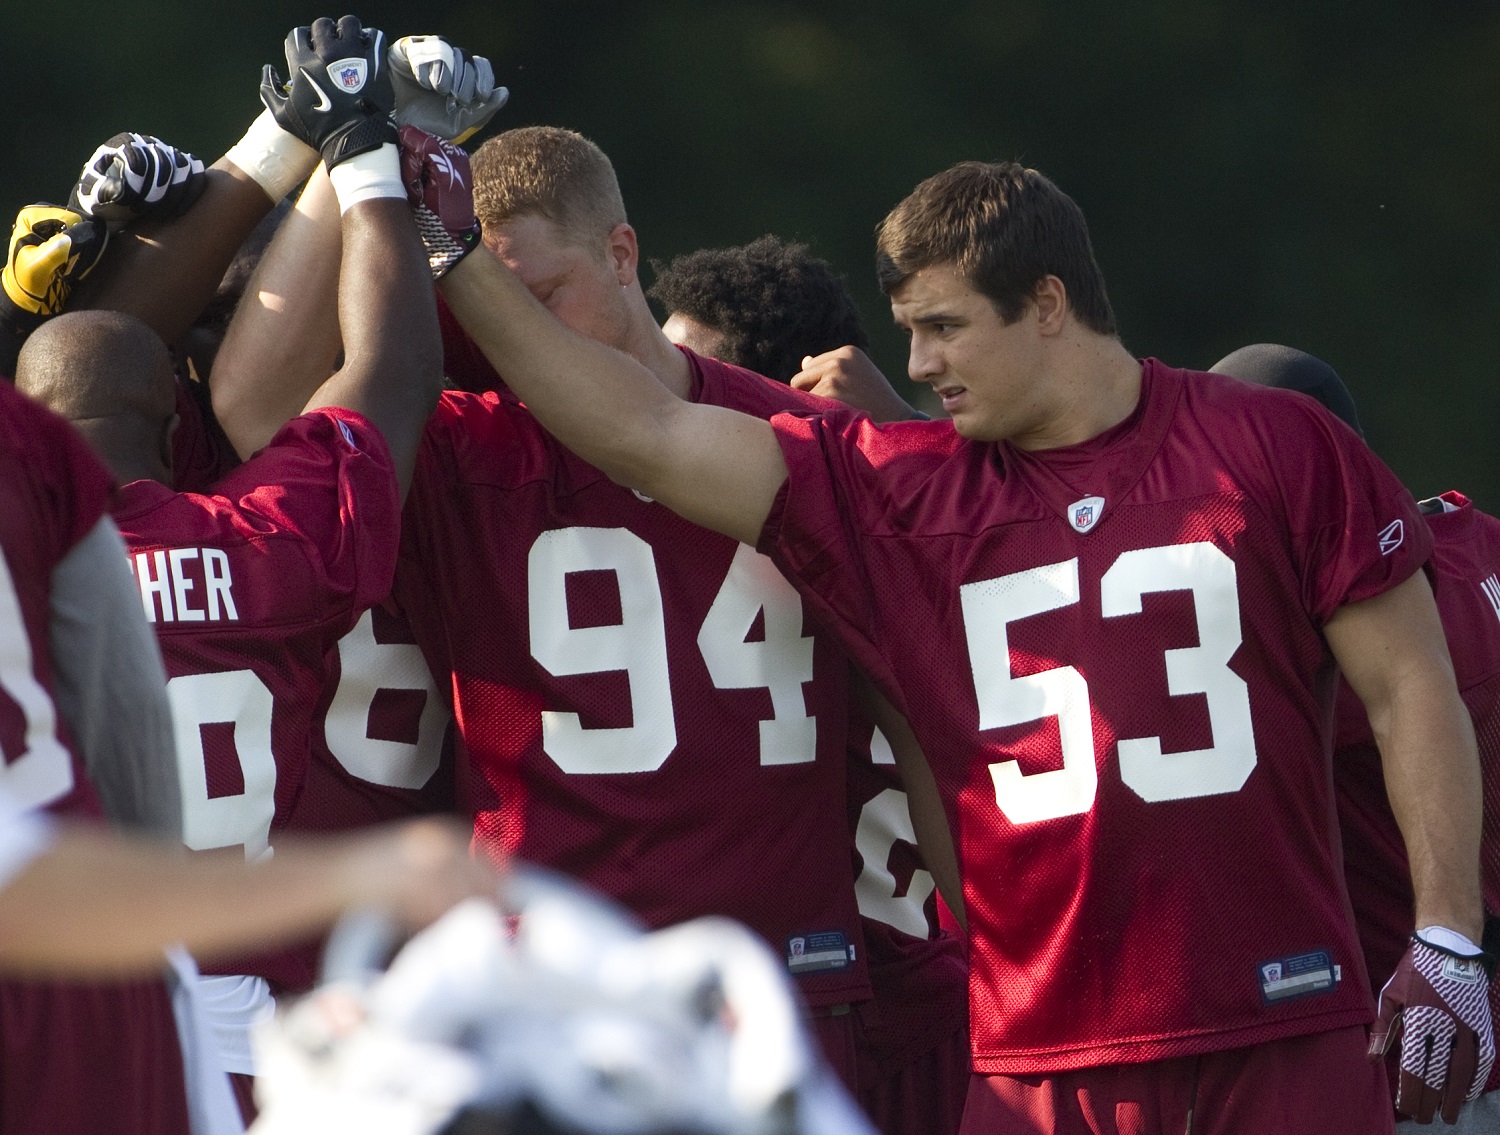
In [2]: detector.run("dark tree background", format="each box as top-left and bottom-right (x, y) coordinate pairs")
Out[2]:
(6, 1), (1497, 503)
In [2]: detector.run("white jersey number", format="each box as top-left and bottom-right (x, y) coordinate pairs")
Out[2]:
(853, 727), (937, 937)
(324, 609), (448, 790)
(168, 669), (277, 859)
(962, 541), (1256, 825)
(0, 548), (74, 810)
(528, 528), (817, 774)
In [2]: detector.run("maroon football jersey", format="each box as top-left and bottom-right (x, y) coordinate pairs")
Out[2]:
(1334, 490), (1500, 1090)
(115, 408), (449, 991)
(0, 382), (191, 1135)
(397, 348), (870, 1008)
(171, 373), (241, 494)
(760, 359), (1430, 1072)
(846, 695), (969, 1075)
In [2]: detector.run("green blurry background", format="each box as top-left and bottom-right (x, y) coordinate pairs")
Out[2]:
(6, 1), (1497, 503)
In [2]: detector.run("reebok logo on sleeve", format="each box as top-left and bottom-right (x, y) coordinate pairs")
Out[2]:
(1377, 519), (1404, 556)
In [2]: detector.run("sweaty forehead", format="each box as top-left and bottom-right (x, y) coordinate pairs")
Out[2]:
(890, 263), (981, 322)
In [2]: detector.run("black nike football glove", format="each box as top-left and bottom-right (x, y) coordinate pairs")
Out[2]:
(259, 15), (397, 169)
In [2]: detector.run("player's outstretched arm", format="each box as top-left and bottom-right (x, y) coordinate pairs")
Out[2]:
(69, 146), (295, 349)
(0, 817), (497, 976)
(441, 245), (788, 547)
(262, 16), (442, 496)
(210, 166), (344, 460)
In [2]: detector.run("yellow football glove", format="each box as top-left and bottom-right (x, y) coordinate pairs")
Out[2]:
(2, 204), (110, 327)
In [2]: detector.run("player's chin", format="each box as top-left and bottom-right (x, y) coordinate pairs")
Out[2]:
(947, 409), (995, 440)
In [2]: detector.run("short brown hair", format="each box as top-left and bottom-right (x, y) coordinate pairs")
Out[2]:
(470, 126), (627, 246)
(875, 161), (1116, 336)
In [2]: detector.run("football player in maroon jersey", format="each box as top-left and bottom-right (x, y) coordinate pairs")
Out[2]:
(654, 234), (969, 1135)
(1212, 343), (1500, 1131)
(206, 125), (885, 1092)
(429, 159), (1488, 1133)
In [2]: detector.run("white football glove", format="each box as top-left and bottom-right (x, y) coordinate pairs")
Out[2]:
(390, 35), (508, 143)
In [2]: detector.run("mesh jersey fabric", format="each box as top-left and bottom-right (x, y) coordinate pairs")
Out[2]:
(0, 382), (192, 1135)
(1334, 490), (1500, 1093)
(116, 408), (448, 993)
(759, 358), (1431, 1073)
(396, 342), (871, 1008)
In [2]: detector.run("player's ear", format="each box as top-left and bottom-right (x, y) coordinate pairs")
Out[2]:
(1033, 275), (1068, 336)
(606, 222), (638, 286)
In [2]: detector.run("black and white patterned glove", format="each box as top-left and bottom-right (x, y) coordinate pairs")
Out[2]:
(259, 15), (397, 169)
(1369, 928), (1497, 1124)
(69, 133), (206, 226)
(390, 35), (508, 144)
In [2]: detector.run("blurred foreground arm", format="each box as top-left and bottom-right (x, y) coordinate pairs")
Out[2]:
(0, 817), (496, 977)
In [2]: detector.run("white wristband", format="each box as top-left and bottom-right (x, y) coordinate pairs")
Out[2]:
(326, 144), (405, 214)
(223, 110), (319, 202)
(1418, 925), (1486, 957)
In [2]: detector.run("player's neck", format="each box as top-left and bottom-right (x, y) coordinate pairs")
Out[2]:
(622, 289), (693, 399)
(1016, 334), (1142, 451)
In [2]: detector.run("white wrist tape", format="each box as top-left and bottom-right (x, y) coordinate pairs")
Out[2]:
(1418, 925), (1486, 956)
(326, 144), (405, 213)
(223, 110), (319, 202)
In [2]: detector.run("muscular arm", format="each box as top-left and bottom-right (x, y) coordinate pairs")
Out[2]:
(440, 247), (787, 547)
(302, 195), (442, 497)
(210, 167), (344, 460)
(855, 674), (966, 928)
(1326, 570), (1483, 940)
(49, 517), (180, 839)
(67, 162), (277, 348)
(0, 817), (496, 976)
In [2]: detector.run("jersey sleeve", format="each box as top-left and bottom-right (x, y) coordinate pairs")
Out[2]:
(213, 407), (400, 625)
(756, 411), (905, 695)
(1260, 397), (1431, 623)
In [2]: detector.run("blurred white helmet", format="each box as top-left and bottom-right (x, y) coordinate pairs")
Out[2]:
(250, 867), (874, 1135)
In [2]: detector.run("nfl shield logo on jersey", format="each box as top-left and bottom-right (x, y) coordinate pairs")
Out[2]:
(327, 57), (368, 93)
(1068, 496), (1106, 534)
(1261, 961), (1283, 985)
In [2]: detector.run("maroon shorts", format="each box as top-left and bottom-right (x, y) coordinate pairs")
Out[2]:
(860, 1022), (970, 1135)
(809, 1008), (861, 1096)
(961, 1025), (1392, 1135)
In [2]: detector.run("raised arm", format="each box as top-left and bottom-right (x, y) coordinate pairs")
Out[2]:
(209, 165), (344, 459)
(440, 244), (787, 546)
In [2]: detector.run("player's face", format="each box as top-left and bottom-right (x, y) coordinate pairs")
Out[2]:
(891, 264), (1047, 443)
(661, 312), (727, 360)
(484, 214), (632, 352)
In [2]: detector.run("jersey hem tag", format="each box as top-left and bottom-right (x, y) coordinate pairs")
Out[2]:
(787, 930), (854, 975)
(1257, 948), (1338, 1005)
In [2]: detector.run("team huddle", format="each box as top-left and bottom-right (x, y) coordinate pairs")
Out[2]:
(0, 13), (1496, 1135)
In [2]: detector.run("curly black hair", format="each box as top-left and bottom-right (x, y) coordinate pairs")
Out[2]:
(648, 235), (868, 382)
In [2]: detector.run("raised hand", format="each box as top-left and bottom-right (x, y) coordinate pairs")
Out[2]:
(399, 125), (480, 278)
(390, 35), (508, 144)
(260, 15), (397, 168)
(69, 133), (206, 227)
(2, 205), (109, 330)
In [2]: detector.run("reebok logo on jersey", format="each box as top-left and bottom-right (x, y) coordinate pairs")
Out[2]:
(1482, 575), (1500, 624)
(1068, 496), (1105, 534)
(328, 57), (368, 93)
(337, 419), (359, 451)
(1378, 519), (1405, 556)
